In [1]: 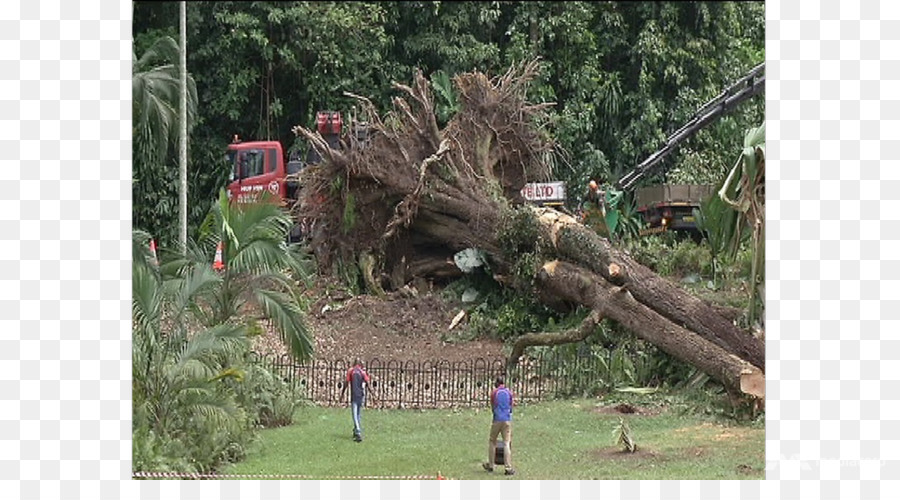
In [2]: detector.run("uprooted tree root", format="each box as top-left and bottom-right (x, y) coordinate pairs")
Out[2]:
(290, 59), (764, 403)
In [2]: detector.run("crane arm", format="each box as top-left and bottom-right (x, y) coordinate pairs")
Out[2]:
(616, 63), (765, 192)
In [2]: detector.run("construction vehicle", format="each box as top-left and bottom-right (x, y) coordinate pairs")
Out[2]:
(614, 62), (765, 238)
(225, 111), (363, 241)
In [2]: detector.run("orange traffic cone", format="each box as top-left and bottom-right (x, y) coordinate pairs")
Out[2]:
(149, 239), (158, 266)
(213, 241), (225, 271)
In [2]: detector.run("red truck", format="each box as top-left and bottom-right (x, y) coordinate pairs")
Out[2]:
(225, 111), (348, 241)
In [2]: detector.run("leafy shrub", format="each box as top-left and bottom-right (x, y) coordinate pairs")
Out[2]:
(669, 240), (712, 278)
(525, 318), (701, 397)
(623, 235), (673, 275)
(443, 264), (561, 341)
(233, 363), (304, 428)
(132, 415), (196, 474)
(132, 383), (257, 474)
(624, 234), (715, 279)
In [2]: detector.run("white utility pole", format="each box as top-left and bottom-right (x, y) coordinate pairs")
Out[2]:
(178, 1), (188, 253)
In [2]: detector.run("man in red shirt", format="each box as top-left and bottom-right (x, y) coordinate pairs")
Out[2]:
(340, 358), (371, 442)
(483, 375), (516, 475)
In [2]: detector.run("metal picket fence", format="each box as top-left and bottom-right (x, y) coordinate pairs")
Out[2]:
(249, 349), (605, 409)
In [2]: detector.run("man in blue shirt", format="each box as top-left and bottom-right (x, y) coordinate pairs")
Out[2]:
(483, 375), (515, 475)
(340, 358), (371, 442)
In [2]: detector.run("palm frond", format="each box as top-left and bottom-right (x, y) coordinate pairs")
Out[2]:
(229, 240), (293, 275)
(170, 263), (223, 320)
(285, 243), (317, 287)
(134, 36), (180, 71)
(132, 260), (162, 341)
(230, 200), (292, 243)
(177, 323), (249, 366)
(132, 229), (157, 269)
(132, 35), (199, 170)
(254, 289), (314, 362)
(170, 358), (218, 385)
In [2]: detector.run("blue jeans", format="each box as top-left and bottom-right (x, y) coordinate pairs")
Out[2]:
(351, 399), (364, 437)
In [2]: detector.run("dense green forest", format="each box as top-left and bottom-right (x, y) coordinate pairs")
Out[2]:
(132, 1), (764, 247)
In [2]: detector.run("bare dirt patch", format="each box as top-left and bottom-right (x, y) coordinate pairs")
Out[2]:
(670, 422), (754, 441)
(735, 463), (756, 475)
(253, 281), (505, 363)
(592, 447), (661, 460)
(592, 403), (664, 416)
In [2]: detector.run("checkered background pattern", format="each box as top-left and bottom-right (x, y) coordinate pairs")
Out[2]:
(0, 0), (895, 498)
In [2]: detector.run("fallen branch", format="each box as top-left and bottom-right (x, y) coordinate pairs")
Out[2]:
(508, 310), (603, 369)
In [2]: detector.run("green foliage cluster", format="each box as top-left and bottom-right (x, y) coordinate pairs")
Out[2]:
(530, 318), (697, 398)
(441, 271), (559, 342)
(579, 192), (645, 242)
(628, 231), (754, 284)
(338, 259), (362, 295)
(132, 1), (764, 248)
(229, 363), (303, 429)
(496, 206), (551, 284)
(132, 197), (314, 473)
(623, 235), (713, 278)
(620, 232), (756, 318)
(695, 123), (766, 326)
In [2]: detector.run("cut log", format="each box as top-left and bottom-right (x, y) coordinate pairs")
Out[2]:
(535, 260), (764, 399)
(533, 206), (764, 371)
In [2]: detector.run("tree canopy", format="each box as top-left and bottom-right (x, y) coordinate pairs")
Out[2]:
(132, 1), (764, 247)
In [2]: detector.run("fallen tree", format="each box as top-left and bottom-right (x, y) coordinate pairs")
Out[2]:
(291, 60), (764, 400)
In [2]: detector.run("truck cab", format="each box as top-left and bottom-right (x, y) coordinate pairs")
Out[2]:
(634, 183), (713, 240)
(226, 140), (289, 205)
(224, 111), (346, 241)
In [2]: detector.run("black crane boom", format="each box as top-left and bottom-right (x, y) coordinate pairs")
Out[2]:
(616, 63), (765, 192)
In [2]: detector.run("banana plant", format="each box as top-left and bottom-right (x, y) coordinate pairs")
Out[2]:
(698, 123), (765, 327)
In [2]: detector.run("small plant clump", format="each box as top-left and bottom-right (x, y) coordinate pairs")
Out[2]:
(613, 416), (637, 453)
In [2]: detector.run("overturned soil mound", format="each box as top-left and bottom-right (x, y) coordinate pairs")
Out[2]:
(254, 284), (504, 363)
(592, 403), (664, 416)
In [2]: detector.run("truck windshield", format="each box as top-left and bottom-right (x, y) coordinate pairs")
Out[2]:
(228, 149), (266, 180)
(226, 150), (237, 181)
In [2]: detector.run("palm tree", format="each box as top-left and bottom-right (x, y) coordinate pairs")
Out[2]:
(133, 35), (198, 171)
(132, 229), (250, 471)
(133, 213), (312, 470)
(189, 190), (316, 362)
(133, 35), (198, 246)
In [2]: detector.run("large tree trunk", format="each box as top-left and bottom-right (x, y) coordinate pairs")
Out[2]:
(533, 208), (765, 370)
(291, 60), (765, 400)
(523, 260), (763, 399)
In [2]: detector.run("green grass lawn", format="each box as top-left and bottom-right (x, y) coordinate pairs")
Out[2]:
(222, 397), (765, 480)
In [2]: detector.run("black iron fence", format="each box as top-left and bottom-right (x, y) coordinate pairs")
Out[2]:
(249, 349), (605, 409)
